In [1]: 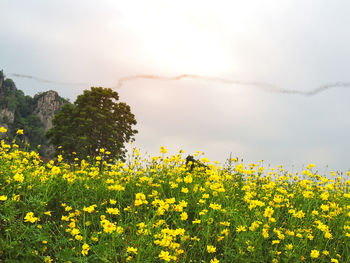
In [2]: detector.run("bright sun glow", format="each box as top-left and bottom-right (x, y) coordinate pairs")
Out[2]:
(117, 1), (235, 75)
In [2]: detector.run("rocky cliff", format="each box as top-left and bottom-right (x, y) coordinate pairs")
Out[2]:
(0, 108), (15, 130)
(0, 70), (69, 156)
(33, 90), (67, 131)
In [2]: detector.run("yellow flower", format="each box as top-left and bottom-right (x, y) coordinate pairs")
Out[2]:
(61, 215), (69, 221)
(286, 244), (293, 250)
(262, 228), (269, 238)
(207, 245), (216, 253)
(302, 191), (314, 198)
(44, 256), (53, 263)
(75, 235), (83, 241)
(192, 219), (201, 224)
(236, 225), (247, 232)
(0, 127), (7, 133)
(180, 212), (188, 221)
(181, 187), (189, 194)
(127, 246), (138, 255)
(210, 258), (220, 263)
(209, 203), (222, 210)
(135, 193), (148, 206)
(160, 146), (168, 154)
(83, 205), (96, 213)
(44, 211), (52, 216)
(101, 220), (116, 233)
(310, 249), (320, 258)
(109, 199), (117, 205)
(321, 204), (329, 212)
(71, 228), (80, 236)
(116, 226), (124, 234)
(264, 206), (274, 218)
(13, 173), (24, 183)
(311, 210), (319, 216)
(159, 250), (171, 261)
(221, 228), (229, 236)
(320, 191), (329, 200)
(307, 234), (314, 240)
(293, 210), (305, 219)
(81, 243), (90, 256)
(24, 212), (39, 223)
(0, 195), (8, 201)
(106, 207), (120, 215)
(16, 129), (24, 135)
(184, 175), (193, 184)
(324, 231), (333, 239)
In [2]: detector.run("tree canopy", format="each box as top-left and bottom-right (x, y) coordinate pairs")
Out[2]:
(46, 87), (138, 162)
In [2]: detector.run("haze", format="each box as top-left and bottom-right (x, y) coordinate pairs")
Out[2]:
(1, 0), (349, 172)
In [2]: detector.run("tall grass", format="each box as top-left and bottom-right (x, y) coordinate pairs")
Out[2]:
(0, 132), (350, 262)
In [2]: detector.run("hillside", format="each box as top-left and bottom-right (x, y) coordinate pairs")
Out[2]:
(0, 70), (69, 156)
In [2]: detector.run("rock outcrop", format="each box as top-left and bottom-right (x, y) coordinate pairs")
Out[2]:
(0, 108), (15, 129)
(33, 90), (67, 131)
(0, 71), (3, 87)
(0, 70), (69, 156)
(0, 71), (15, 130)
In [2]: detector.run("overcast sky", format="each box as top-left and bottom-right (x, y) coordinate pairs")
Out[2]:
(1, 0), (349, 173)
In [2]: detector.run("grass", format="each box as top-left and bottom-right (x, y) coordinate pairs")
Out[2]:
(0, 135), (350, 262)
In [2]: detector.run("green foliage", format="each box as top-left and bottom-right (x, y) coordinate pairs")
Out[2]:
(0, 71), (68, 156)
(1, 143), (350, 262)
(47, 87), (138, 162)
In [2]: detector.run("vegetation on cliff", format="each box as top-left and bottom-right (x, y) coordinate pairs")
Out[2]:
(0, 70), (69, 156)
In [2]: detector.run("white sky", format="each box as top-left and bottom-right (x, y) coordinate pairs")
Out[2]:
(1, 0), (349, 172)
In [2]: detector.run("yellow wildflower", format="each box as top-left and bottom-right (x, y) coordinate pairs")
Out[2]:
(310, 249), (320, 258)
(81, 243), (90, 256)
(24, 212), (39, 223)
(180, 212), (188, 221)
(159, 250), (171, 261)
(264, 206), (274, 218)
(83, 205), (97, 213)
(44, 256), (52, 263)
(207, 245), (216, 253)
(160, 146), (168, 154)
(127, 246), (138, 255)
(13, 173), (24, 183)
(236, 225), (247, 232)
(106, 207), (120, 215)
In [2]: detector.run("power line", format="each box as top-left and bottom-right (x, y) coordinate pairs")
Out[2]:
(10, 72), (350, 96)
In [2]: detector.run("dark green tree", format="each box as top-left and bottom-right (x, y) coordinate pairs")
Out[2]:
(46, 87), (138, 162)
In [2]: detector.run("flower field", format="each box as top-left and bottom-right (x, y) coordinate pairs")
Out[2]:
(1, 133), (350, 262)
